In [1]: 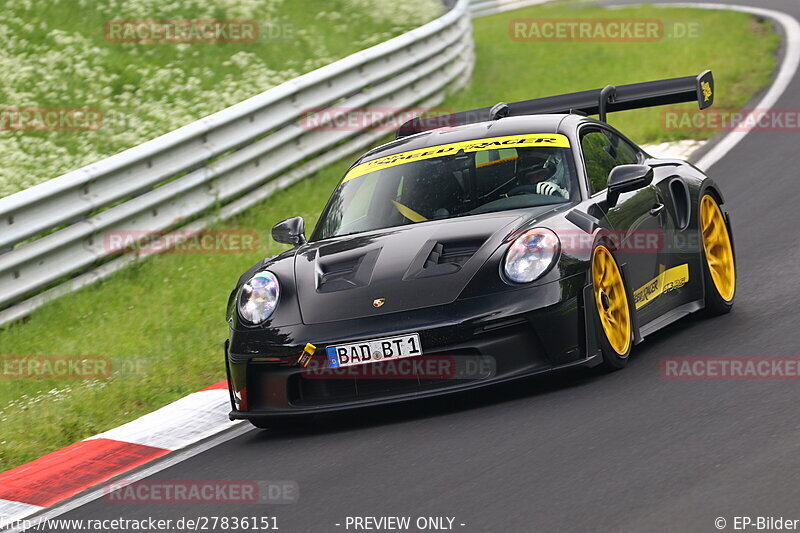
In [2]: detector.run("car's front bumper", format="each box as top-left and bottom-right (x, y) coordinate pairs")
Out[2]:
(226, 273), (595, 420)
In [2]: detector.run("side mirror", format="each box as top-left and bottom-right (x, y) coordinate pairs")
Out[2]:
(272, 216), (307, 246)
(607, 164), (654, 207)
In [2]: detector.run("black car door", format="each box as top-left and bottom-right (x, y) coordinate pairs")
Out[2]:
(579, 126), (667, 324)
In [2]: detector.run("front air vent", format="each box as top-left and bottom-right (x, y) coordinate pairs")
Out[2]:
(318, 256), (362, 290)
(427, 241), (482, 267)
(407, 239), (484, 279)
(316, 247), (381, 293)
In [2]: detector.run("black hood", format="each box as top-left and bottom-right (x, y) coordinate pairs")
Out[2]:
(294, 212), (535, 324)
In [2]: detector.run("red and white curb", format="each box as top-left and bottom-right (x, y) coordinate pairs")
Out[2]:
(0, 381), (238, 528)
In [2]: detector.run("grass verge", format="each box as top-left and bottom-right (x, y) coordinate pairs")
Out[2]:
(448, 3), (778, 143)
(0, 3), (778, 471)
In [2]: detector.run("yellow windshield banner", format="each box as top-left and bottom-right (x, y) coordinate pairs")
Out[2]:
(342, 133), (571, 183)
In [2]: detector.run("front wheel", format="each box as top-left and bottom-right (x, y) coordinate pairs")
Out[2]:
(592, 245), (634, 370)
(699, 194), (736, 316)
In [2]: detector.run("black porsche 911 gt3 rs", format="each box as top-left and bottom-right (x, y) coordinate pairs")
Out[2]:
(225, 71), (736, 427)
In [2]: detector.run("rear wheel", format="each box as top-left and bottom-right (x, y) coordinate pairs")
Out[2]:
(592, 245), (633, 370)
(699, 194), (735, 315)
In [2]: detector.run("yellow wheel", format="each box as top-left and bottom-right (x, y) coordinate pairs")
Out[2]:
(592, 245), (632, 361)
(700, 195), (735, 302)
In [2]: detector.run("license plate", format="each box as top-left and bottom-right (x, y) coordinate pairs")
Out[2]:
(326, 334), (422, 368)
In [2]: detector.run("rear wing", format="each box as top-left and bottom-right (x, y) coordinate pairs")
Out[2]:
(397, 70), (714, 138)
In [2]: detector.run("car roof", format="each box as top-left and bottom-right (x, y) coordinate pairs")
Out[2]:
(358, 114), (584, 163)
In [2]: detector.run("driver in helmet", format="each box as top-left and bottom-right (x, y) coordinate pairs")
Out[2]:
(512, 151), (569, 199)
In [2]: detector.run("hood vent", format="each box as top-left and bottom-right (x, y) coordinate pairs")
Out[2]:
(315, 247), (381, 293)
(406, 239), (484, 280)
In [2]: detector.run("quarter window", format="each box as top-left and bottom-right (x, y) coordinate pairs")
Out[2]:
(580, 128), (641, 195)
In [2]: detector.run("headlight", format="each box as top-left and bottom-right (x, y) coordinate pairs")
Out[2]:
(238, 271), (280, 324)
(503, 228), (560, 283)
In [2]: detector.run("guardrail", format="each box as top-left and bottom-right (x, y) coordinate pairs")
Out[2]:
(469, 0), (550, 17)
(0, 0), (474, 326)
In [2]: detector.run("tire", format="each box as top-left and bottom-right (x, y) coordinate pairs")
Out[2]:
(249, 415), (313, 430)
(591, 245), (634, 371)
(699, 194), (735, 316)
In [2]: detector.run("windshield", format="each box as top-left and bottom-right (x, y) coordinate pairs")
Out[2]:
(313, 133), (578, 240)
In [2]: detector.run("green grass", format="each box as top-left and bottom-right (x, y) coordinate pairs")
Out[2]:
(0, 3), (779, 471)
(448, 3), (778, 143)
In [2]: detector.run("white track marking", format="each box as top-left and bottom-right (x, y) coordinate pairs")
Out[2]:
(642, 139), (707, 160)
(86, 389), (237, 450)
(0, 501), (44, 529)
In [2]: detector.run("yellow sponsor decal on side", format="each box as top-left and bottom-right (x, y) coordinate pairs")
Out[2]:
(342, 133), (571, 183)
(633, 264), (689, 309)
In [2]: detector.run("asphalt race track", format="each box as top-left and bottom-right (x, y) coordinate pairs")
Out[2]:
(42, 1), (800, 531)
